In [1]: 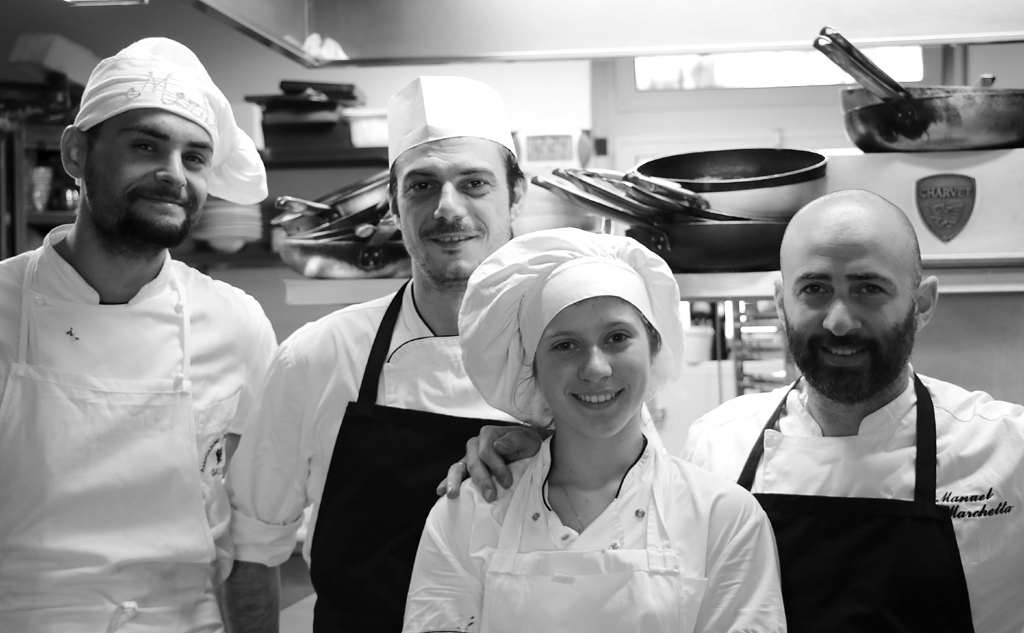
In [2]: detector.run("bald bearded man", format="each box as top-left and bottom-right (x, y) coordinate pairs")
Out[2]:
(680, 190), (1024, 633)
(456, 189), (1024, 633)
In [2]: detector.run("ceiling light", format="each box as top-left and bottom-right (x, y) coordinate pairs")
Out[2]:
(64, 0), (149, 6)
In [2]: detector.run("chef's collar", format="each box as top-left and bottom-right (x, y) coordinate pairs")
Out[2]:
(780, 374), (917, 437)
(38, 225), (174, 306)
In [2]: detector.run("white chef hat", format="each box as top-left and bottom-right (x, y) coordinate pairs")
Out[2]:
(387, 76), (517, 166)
(459, 228), (684, 425)
(74, 38), (267, 205)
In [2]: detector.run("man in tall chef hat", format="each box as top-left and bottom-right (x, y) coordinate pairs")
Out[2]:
(456, 190), (1024, 633)
(0, 38), (277, 632)
(223, 76), (529, 632)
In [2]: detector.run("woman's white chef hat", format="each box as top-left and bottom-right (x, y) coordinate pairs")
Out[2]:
(73, 38), (267, 205)
(459, 227), (684, 425)
(387, 76), (517, 166)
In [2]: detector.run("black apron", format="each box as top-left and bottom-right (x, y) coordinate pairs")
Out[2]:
(737, 375), (975, 633)
(309, 283), (518, 632)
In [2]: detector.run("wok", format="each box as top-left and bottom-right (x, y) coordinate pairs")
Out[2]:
(532, 174), (786, 273)
(632, 148), (827, 220)
(815, 27), (1024, 152)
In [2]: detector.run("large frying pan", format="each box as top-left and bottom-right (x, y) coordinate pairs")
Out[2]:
(632, 148), (827, 220)
(815, 27), (1024, 152)
(532, 174), (787, 273)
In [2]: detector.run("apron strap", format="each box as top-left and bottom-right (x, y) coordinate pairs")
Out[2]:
(911, 374), (937, 504)
(736, 380), (800, 491)
(355, 281), (410, 404)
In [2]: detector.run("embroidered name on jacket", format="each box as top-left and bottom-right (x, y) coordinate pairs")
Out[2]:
(938, 487), (1016, 519)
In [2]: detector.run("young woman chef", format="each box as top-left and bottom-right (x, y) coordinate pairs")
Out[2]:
(403, 228), (786, 632)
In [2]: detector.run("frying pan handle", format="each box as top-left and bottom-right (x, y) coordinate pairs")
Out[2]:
(530, 174), (673, 251)
(623, 171), (710, 210)
(274, 195), (334, 213)
(819, 27), (910, 99)
(813, 32), (919, 128)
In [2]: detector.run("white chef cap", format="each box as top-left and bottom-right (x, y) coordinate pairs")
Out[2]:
(74, 38), (267, 205)
(459, 228), (684, 425)
(387, 76), (517, 166)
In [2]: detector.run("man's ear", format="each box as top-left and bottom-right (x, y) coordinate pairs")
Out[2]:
(509, 175), (528, 223)
(61, 125), (87, 180)
(914, 275), (939, 331)
(773, 278), (786, 330)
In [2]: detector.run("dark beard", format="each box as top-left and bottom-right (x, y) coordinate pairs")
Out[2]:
(784, 304), (916, 405)
(82, 158), (200, 259)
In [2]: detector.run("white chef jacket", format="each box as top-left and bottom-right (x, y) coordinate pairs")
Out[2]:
(404, 436), (785, 633)
(680, 372), (1024, 633)
(228, 283), (668, 568)
(0, 226), (277, 574)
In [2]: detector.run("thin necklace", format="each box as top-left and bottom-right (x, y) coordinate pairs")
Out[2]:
(558, 483), (585, 532)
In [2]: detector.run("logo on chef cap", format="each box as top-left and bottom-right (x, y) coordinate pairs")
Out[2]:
(124, 71), (216, 130)
(387, 76), (516, 166)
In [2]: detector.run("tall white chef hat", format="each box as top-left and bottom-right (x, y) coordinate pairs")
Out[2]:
(459, 228), (684, 425)
(73, 38), (267, 205)
(387, 76), (517, 166)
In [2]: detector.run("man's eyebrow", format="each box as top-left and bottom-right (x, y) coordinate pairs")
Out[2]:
(846, 272), (896, 285)
(119, 123), (213, 153)
(794, 271), (896, 285)
(794, 272), (832, 283)
(404, 167), (497, 180)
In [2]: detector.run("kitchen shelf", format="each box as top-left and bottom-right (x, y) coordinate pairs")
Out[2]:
(259, 146), (388, 169)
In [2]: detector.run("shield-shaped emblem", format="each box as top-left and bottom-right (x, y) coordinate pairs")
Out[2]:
(915, 174), (976, 242)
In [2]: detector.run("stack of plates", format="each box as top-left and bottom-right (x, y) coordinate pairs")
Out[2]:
(192, 198), (263, 253)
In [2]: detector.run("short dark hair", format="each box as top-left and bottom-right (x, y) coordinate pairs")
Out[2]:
(387, 144), (524, 215)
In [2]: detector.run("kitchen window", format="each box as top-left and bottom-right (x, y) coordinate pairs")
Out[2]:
(635, 46), (924, 91)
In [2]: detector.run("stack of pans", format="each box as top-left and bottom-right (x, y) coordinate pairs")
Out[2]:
(272, 170), (412, 279)
(531, 148), (827, 272)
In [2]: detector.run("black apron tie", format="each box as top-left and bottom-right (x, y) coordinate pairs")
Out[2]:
(308, 283), (518, 632)
(737, 375), (975, 633)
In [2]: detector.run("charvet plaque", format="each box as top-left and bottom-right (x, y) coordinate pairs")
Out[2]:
(915, 174), (975, 242)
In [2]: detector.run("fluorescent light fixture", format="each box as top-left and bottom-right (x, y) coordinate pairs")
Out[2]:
(64, 0), (149, 5)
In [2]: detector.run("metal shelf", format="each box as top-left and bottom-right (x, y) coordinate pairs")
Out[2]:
(259, 146), (388, 169)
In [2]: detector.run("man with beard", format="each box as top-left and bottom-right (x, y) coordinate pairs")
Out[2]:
(0, 38), (276, 631)
(454, 189), (1024, 633)
(683, 189), (1024, 633)
(223, 76), (528, 633)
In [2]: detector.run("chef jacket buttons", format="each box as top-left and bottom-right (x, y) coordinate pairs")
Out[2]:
(173, 372), (185, 383)
(532, 512), (540, 521)
(173, 301), (184, 313)
(635, 509), (646, 519)
(609, 542), (619, 550)
(561, 533), (570, 541)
